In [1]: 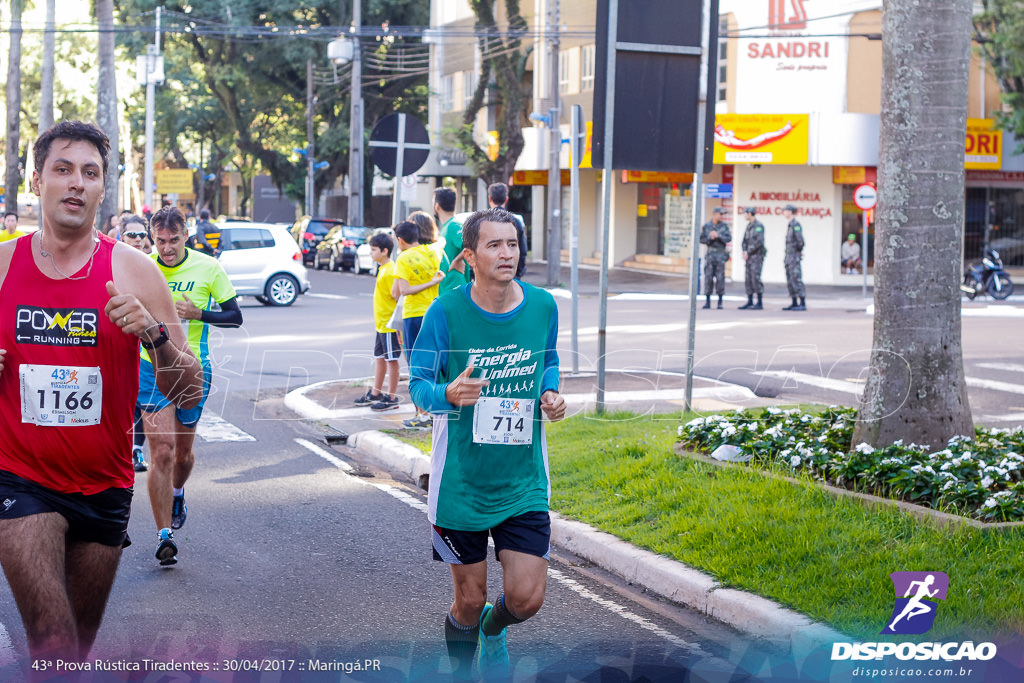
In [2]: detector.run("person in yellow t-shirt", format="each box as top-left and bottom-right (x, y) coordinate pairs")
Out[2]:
(0, 211), (25, 242)
(391, 220), (443, 428)
(353, 231), (403, 412)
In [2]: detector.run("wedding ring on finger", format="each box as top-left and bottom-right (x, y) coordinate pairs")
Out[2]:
(122, 316), (128, 327)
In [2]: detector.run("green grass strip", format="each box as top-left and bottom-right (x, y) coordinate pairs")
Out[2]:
(389, 413), (1024, 639)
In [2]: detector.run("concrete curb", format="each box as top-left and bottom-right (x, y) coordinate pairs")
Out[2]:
(343, 428), (847, 651)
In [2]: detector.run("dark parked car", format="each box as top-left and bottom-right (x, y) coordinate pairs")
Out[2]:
(290, 216), (343, 266)
(313, 225), (376, 272)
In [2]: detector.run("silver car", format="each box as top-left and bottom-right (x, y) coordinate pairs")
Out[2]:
(217, 222), (310, 306)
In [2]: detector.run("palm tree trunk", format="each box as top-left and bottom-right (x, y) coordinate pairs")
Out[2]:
(852, 0), (975, 448)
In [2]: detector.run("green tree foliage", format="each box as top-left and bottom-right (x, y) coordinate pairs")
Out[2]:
(114, 0), (427, 216)
(451, 0), (530, 186)
(975, 1), (1024, 139)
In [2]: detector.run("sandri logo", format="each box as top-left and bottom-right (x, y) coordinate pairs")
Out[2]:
(882, 571), (948, 635)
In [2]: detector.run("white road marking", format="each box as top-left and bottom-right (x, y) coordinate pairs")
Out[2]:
(568, 319), (802, 337)
(977, 362), (1024, 374)
(296, 437), (700, 652)
(547, 567), (708, 655)
(243, 333), (364, 344)
(306, 293), (349, 300)
(965, 376), (1024, 396)
(755, 369), (1024, 403)
(372, 483), (429, 513)
(752, 370), (864, 395)
(0, 621), (16, 668)
(295, 438), (354, 472)
(980, 412), (1024, 424)
(961, 305), (1024, 317)
(196, 415), (256, 442)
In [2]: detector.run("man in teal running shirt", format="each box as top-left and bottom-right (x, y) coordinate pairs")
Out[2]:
(410, 207), (565, 679)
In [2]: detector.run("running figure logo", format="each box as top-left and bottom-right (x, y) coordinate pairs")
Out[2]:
(882, 572), (948, 635)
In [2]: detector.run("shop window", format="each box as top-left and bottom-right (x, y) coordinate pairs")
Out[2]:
(840, 185), (873, 274)
(966, 186), (1024, 267)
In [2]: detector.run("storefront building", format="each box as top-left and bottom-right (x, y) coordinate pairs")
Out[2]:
(424, 0), (1020, 282)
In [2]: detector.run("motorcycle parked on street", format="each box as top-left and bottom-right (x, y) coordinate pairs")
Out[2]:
(962, 248), (1014, 300)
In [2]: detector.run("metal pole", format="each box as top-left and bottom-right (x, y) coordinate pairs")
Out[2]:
(570, 104), (582, 375)
(545, 0), (562, 287)
(143, 7), (161, 212)
(390, 114), (406, 227)
(862, 210), (868, 297)
(348, 0), (364, 226)
(596, 0), (618, 414)
(684, 0), (712, 412)
(306, 60), (315, 217)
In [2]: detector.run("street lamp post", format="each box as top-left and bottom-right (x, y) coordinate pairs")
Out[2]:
(329, 2), (363, 227)
(139, 6), (163, 212)
(306, 60), (316, 216)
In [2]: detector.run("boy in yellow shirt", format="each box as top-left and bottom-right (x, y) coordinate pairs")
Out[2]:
(391, 220), (443, 428)
(354, 232), (403, 411)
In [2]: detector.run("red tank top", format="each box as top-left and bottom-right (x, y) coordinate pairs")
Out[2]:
(0, 232), (138, 494)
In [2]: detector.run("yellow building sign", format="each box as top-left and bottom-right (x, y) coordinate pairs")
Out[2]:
(713, 113), (810, 165)
(155, 168), (194, 195)
(965, 119), (1002, 170)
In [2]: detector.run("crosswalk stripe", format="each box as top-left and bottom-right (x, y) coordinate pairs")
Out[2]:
(196, 414), (256, 442)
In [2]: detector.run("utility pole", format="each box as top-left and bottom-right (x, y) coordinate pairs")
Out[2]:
(347, 0), (364, 226)
(545, 0), (562, 287)
(143, 5), (162, 212)
(306, 59), (316, 216)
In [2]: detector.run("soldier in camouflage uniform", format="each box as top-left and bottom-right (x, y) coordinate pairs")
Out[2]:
(782, 204), (806, 311)
(699, 207), (732, 309)
(738, 207), (765, 310)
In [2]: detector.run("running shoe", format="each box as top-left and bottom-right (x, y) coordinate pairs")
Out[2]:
(476, 603), (510, 679)
(370, 395), (400, 412)
(402, 415), (433, 430)
(156, 528), (177, 566)
(171, 493), (188, 530)
(354, 390), (382, 406)
(132, 446), (148, 473)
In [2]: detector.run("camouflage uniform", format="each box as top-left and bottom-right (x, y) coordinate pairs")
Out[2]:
(741, 218), (766, 297)
(784, 218), (806, 298)
(699, 219), (731, 296)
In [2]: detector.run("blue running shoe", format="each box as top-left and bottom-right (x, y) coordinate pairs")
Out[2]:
(132, 446), (148, 472)
(171, 493), (187, 530)
(156, 528), (177, 566)
(476, 603), (510, 679)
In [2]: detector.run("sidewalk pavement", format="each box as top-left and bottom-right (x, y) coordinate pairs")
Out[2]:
(526, 259), (1024, 308)
(285, 370), (847, 654)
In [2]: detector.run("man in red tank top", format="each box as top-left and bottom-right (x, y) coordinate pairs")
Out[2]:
(0, 121), (203, 666)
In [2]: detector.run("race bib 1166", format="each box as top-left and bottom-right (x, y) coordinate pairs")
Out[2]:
(20, 364), (102, 427)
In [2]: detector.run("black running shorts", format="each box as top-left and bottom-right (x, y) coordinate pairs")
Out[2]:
(0, 470), (132, 548)
(432, 510), (550, 564)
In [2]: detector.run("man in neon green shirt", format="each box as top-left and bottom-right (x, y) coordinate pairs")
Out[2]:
(137, 206), (242, 566)
(391, 220), (442, 428)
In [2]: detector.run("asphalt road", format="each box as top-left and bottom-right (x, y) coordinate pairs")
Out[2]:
(0, 266), (786, 682)
(2, 262), (1020, 681)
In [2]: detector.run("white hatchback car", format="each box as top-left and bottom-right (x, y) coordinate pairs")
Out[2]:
(216, 222), (310, 306)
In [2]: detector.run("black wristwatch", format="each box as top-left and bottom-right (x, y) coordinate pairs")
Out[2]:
(140, 322), (170, 350)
